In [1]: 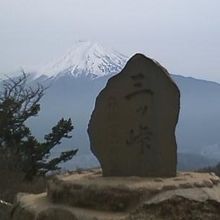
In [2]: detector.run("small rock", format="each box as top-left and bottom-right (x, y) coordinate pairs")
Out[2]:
(202, 180), (213, 188)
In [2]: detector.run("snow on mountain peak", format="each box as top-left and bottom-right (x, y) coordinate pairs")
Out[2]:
(36, 41), (128, 79)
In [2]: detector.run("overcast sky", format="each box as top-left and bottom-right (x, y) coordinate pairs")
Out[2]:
(1, 0), (220, 82)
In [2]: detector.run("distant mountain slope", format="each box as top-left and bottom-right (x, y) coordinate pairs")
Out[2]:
(25, 75), (220, 171)
(173, 75), (220, 155)
(177, 152), (218, 171)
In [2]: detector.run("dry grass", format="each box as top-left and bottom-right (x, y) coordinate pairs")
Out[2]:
(0, 169), (47, 203)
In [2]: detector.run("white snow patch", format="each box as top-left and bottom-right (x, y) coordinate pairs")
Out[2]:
(35, 41), (128, 79)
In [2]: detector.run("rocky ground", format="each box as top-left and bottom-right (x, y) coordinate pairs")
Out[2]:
(10, 169), (220, 220)
(128, 196), (220, 220)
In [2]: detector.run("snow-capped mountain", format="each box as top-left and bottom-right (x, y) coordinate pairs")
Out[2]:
(36, 41), (127, 79)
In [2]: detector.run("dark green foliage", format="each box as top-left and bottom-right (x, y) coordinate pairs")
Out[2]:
(0, 73), (77, 180)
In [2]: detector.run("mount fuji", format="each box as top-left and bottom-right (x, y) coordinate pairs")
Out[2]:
(34, 41), (127, 79)
(14, 41), (220, 170)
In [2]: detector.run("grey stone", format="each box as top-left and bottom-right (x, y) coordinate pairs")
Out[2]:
(88, 54), (180, 177)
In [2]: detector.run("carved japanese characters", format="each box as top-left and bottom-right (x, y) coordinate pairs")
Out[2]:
(88, 54), (180, 177)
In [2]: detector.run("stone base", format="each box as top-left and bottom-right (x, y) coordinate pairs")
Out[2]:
(11, 170), (220, 220)
(11, 193), (125, 220)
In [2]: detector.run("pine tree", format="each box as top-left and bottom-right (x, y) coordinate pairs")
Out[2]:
(0, 73), (77, 180)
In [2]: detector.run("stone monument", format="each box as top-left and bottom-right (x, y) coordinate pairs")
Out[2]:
(88, 53), (180, 177)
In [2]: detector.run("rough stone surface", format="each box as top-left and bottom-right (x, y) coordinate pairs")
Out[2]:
(88, 54), (180, 177)
(11, 170), (220, 220)
(46, 170), (220, 212)
(11, 193), (126, 220)
(128, 196), (220, 220)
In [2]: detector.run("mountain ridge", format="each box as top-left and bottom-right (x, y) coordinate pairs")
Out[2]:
(34, 41), (127, 79)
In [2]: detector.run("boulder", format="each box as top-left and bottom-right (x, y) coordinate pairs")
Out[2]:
(88, 54), (180, 177)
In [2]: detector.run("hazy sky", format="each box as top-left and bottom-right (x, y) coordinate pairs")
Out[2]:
(1, 0), (220, 82)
